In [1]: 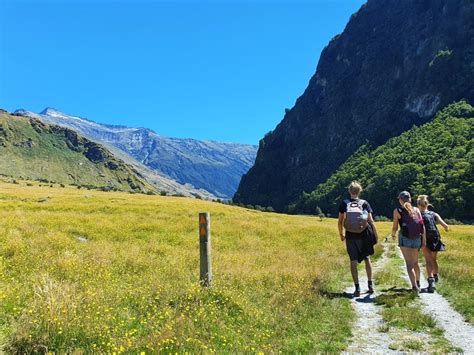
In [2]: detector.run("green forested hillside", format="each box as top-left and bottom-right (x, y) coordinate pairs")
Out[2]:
(0, 111), (154, 193)
(293, 101), (474, 220)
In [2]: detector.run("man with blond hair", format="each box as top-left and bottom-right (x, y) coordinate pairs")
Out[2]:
(338, 181), (377, 297)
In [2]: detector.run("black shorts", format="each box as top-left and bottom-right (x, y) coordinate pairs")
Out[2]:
(346, 229), (374, 263)
(426, 235), (446, 252)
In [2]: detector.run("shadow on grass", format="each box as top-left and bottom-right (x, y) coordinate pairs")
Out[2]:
(379, 286), (413, 294)
(375, 289), (417, 307)
(312, 277), (354, 299)
(355, 294), (375, 303)
(319, 290), (355, 299)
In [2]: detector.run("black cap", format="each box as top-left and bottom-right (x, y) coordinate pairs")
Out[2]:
(398, 191), (411, 201)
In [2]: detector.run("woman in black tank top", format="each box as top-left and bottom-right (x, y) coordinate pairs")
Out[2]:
(417, 195), (449, 291)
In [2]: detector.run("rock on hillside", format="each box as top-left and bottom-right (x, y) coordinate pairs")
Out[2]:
(15, 108), (257, 198)
(234, 0), (474, 210)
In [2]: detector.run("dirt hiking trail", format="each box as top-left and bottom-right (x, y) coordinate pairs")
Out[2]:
(398, 248), (474, 353)
(345, 239), (474, 354)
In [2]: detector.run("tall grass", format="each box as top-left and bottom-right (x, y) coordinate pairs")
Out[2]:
(0, 181), (355, 352)
(434, 226), (474, 323)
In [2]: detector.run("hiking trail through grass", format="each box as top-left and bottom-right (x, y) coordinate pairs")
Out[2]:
(345, 238), (472, 353)
(344, 240), (394, 353)
(398, 248), (474, 353)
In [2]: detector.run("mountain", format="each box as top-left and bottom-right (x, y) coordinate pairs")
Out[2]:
(15, 108), (257, 198)
(234, 0), (474, 211)
(13, 109), (219, 199)
(0, 110), (155, 193)
(293, 101), (474, 220)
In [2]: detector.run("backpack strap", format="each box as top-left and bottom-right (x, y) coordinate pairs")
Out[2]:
(396, 207), (404, 220)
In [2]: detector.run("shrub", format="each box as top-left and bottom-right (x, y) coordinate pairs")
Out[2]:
(444, 218), (464, 225)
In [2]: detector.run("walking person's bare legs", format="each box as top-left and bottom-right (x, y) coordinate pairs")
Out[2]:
(401, 247), (419, 289)
(364, 257), (374, 293)
(433, 252), (439, 275)
(364, 257), (372, 281)
(350, 260), (359, 284)
(349, 260), (361, 296)
(422, 247), (434, 277)
(414, 258), (421, 280)
(422, 248), (436, 292)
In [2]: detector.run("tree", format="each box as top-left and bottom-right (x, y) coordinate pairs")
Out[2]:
(315, 206), (325, 221)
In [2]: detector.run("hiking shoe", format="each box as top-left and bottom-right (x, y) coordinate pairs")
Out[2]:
(368, 285), (374, 294)
(353, 289), (361, 297)
(427, 278), (436, 293)
(412, 286), (420, 295)
(434, 274), (439, 283)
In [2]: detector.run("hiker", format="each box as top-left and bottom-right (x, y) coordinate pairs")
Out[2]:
(338, 181), (377, 297)
(391, 191), (426, 293)
(417, 195), (449, 290)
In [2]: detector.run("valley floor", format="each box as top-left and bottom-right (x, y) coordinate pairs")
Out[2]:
(0, 179), (472, 353)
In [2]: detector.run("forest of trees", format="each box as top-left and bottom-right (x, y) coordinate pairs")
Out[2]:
(291, 101), (473, 221)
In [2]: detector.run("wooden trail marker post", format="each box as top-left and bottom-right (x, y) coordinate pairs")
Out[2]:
(199, 212), (212, 287)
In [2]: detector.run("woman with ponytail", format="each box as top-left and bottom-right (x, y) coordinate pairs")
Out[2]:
(391, 191), (426, 293)
(417, 195), (449, 292)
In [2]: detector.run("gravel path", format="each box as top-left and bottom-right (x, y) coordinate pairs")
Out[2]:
(398, 249), (474, 353)
(345, 240), (474, 354)
(344, 245), (397, 354)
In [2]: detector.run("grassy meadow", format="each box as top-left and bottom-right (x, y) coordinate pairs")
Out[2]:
(0, 180), (472, 353)
(0, 180), (357, 353)
(435, 226), (474, 323)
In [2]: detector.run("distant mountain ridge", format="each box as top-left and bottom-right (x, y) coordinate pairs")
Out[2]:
(15, 108), (258, 198)
(0, 110), (154, 192)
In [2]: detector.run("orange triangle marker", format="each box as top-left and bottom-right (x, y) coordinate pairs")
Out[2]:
(200, 215), (206, 224)
(200, 226), (207, 237)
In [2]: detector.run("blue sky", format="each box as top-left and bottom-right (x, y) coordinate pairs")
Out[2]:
(0, 0), (365, 144)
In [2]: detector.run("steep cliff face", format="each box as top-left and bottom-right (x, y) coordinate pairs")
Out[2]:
(234, 0), (474, 210)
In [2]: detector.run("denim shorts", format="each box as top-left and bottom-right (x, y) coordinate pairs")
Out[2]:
(398, 233), (422, 249)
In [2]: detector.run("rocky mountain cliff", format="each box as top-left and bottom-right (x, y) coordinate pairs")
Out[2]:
(16, 108), (257, 198)
(234, 0), (474, 210)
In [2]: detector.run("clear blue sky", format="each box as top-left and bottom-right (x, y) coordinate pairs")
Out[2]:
(0, 0), (365, 144)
